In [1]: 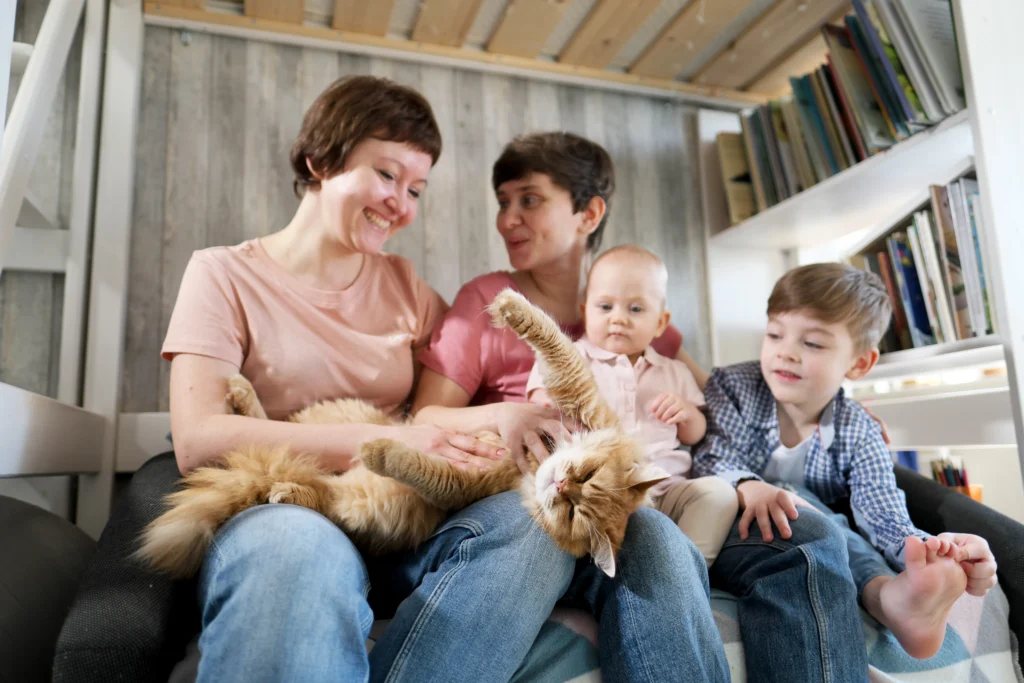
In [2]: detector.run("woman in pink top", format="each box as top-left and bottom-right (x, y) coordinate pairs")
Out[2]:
(413, 132), (730, 682)
(160, 76), (578, 683)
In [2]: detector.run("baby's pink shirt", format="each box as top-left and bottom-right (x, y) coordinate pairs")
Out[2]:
(161, 239), (446, 420)
(417, 271), (683, 405)
(526, 338), (705, 497)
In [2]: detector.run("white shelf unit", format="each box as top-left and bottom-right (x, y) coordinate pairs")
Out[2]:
(699, 0), (1024, 521)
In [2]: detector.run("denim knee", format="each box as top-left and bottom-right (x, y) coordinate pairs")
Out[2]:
(202, 504), (372, 627)
(789, 510), (849, 552)
(624, 507), (707, 583)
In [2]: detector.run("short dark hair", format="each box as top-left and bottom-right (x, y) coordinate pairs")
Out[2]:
(290, 75), (442, 197)
(768, 263), (893, 350)
(491, 132), (615, 253)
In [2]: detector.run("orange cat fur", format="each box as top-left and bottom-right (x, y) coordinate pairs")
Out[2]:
(136, 289), (667, 579)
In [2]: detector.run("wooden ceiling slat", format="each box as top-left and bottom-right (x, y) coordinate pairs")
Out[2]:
(487, 0), (572, 58)
(746, 33), (829, 96)
(559, 0), (664, 70)
(244, 0), (305, 24)
(145, 2), (767, 106)
(694, 0), (850, 90)
(412, 0), (487, 47)
(629, 0), (749, 80)
(333, 0), (396, 35)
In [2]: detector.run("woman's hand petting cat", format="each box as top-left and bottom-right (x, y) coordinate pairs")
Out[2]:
(492, 402), (573, 474)
(392, 424), (505, 471)
(736, 480), (814, 542)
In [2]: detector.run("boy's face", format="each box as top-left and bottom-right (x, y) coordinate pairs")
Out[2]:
(583, 255), (670, 359)
(760, 310), (878, 412)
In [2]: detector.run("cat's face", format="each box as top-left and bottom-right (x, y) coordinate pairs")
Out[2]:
(521, 429), (668, 577)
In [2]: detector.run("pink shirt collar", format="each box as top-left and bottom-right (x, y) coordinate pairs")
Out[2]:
(575, 337), (671, 369)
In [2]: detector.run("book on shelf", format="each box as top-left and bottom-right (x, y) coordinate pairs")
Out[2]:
(715, 132), (756, 227)
(715, 0), (963, 225)
(847, 172), (994, 354)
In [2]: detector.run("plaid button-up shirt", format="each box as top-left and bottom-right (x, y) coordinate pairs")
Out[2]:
(692, 361), (927, 566)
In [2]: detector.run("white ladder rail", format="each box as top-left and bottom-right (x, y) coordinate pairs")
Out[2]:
(0, 0), (86, 282)
(59, 0), (107, 407)
(0, 4), (14, 140)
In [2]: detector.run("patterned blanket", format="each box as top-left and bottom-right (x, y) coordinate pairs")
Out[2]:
(504, 587), (1023, 683)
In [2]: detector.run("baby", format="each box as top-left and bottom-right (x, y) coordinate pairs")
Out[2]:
(528, 244), (738, 564)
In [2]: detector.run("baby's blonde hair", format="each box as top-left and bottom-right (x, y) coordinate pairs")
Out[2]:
(586, 244), (668, 305)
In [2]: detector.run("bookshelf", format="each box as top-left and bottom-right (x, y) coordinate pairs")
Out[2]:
(700, 0), (1024, 520)
(710, 110), (971, 251)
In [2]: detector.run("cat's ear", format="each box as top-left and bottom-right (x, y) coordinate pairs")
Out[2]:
(628, 464), (671, 496)
(593, 532), (617, 578)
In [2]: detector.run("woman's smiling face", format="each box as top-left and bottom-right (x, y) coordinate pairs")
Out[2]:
(315, 138), (432, 254)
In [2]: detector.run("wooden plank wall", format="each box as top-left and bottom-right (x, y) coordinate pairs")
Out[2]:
(122, 26), (710, 413)
(0, 2), (82, 517)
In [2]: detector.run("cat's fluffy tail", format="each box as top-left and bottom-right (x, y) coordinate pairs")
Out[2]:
(135, 444), (322, 578)
(487, 288), (619, 431)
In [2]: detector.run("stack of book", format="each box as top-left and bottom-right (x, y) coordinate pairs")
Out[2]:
(848, 174), (993, 354)
(716, 0), (965, 226)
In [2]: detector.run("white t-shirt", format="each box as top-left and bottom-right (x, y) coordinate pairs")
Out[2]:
(762, 413), (836, 487)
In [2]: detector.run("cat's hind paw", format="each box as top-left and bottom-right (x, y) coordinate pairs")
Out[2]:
(267, 482), (320, 509)
(359, 439), (396, 476)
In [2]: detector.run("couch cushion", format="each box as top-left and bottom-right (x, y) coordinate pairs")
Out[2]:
(0, 496), (96, 683)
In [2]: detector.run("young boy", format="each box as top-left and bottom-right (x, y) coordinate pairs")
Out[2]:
(527, 244), (739, 565)
(694, 262), (998, 662)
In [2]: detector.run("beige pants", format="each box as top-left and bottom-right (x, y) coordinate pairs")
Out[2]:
(654, 477), (739, 566)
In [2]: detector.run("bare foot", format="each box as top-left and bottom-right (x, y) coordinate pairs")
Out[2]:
(867, 537), (967, 659)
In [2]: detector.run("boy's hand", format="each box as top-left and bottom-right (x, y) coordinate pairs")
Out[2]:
(650, 392), (698, 425)
(937, 532), (998, 596)
(736, 480), (813, 542)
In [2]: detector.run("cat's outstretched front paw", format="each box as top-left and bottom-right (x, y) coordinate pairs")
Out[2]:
(487, 289), (531, 334)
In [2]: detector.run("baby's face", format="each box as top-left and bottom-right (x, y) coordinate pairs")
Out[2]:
(583, 256), (669, 359)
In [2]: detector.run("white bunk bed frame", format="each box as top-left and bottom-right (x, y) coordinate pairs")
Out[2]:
(1, 0), (1021, 540)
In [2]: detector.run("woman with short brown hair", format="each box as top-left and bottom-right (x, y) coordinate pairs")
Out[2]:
(162, 75), (576, 682)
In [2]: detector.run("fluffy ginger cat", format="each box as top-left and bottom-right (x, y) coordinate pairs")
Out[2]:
(137, 289), (668, 579)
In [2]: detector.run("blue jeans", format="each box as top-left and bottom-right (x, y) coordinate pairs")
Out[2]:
(785, 484), (897, 595)
(195, 496), (729, 683)
(561, 507), (730, 683)
(195, 492), (574, 683)
(711, 490), (869, 683)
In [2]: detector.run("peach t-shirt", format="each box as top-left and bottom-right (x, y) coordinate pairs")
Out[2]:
(161, 239), (447, 420)
(418, 271), (683, 405)
(526, 338), (705, 497)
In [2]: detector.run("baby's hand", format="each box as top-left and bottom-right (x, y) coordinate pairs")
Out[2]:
(650, 392), (697, 425)
(528, 388), (555, 410)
